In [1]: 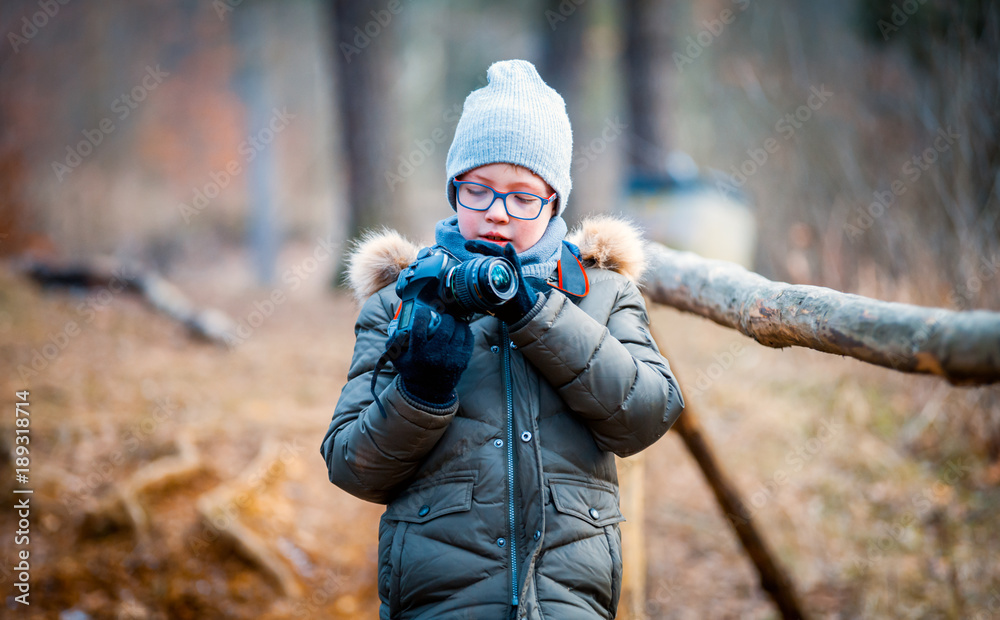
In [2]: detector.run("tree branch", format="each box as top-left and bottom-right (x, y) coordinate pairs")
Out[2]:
(643, 243), (1000, 385)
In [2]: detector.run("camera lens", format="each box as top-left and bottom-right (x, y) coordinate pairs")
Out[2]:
(489, 264), (512, 293)
(451, 256), (519, 313)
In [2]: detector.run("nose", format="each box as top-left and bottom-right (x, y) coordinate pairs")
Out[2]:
(484, 196), (509, 223)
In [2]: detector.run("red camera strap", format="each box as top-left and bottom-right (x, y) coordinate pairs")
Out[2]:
(547, 243), (589, 299)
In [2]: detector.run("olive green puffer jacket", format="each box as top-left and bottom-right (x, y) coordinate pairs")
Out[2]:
(321, 216), (684, 619)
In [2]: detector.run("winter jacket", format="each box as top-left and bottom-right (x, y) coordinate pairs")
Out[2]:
(321, 215), (685, 619)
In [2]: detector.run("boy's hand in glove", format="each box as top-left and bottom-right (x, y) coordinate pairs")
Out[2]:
(393, 304), (473, 407)
(464, 240), (540, 325)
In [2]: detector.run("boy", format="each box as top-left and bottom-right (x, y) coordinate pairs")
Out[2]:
(321, 59), (684, 619)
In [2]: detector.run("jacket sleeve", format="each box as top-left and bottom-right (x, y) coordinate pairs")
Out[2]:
(320, 289), (458, 504)
(508, 275), (684, 457)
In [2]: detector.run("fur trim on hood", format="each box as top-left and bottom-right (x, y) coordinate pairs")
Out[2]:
(344, 215), (647, 302)
(565, 214), (646, 284)
(345, 228), (423, 303)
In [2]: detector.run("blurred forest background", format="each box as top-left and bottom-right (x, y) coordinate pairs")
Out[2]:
(1, 0), (998, 618)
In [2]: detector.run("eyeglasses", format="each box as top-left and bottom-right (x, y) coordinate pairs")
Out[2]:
(453, 179), (557, 221)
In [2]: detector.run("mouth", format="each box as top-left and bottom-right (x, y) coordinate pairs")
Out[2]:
(480, 233), (510, 244)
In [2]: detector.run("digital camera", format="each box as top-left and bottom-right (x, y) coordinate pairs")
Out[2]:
(386, 247), (518, 357)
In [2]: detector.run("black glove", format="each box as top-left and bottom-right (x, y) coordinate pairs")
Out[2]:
(393, 304), (473, 406)
(464, 240), (539, 325)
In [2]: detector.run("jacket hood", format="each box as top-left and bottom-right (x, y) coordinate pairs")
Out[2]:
(344, 215), (647, 302)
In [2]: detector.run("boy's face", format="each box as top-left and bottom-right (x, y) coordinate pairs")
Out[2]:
(456, 163), (555, 253)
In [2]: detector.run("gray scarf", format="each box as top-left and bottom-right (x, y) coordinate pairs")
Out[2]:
(434, 215), (567, 279)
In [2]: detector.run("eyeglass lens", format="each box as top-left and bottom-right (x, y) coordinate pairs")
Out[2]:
(457, 183), (543, 219)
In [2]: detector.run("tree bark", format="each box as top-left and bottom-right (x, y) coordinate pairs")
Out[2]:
(644, 243), (1000, 385)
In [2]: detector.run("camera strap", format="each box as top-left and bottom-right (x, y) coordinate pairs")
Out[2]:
(369, 303), (405, 419)
(546, 242), (589, 299)
(370, 351), (392, 419)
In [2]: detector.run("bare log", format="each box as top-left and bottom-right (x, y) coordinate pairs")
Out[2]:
(22, 258), (236, 345)
(644, 243), (1000, 385)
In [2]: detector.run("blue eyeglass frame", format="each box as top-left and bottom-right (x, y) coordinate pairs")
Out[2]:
(452, 178), (557, 221)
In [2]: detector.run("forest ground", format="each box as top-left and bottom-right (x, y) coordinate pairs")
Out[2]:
(1, 240), (998, 619)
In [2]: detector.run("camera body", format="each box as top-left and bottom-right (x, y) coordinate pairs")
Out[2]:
(386, 246), (518, 358)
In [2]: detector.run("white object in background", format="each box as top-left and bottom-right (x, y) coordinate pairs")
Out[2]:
(624, 187), (757, 269)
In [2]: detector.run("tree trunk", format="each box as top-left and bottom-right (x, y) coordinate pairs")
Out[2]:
(235, 3), (279, 285)
(624, 0), (674, 175)
(540, 0), (590, 229)
(329, 0), (397, 278)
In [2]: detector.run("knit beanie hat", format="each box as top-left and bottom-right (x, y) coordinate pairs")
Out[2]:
(446, 59), (573, 215)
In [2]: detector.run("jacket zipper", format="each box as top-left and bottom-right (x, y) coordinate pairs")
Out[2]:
(502, 324), (519, 608)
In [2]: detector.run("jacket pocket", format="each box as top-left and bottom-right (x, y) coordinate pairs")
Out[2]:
(384, 472), (476, 523)
(548, 475), (625, 527)
(548, 475), (625, 618)
(382, 472), (477, 616)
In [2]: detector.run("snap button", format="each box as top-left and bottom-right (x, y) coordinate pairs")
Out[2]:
(497, 537), (506, 547)
(509, 341), (517, 349)
(418, 505), (430, 517)
(490, 345), (499, 354)
(533, 530), (541, 541)
(494, 439), (503, 448)
(589, 507), (600, 520)
(520, 431), (532, 443)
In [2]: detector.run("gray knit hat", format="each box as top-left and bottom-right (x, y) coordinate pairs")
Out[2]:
(446, 59), (573, 215)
